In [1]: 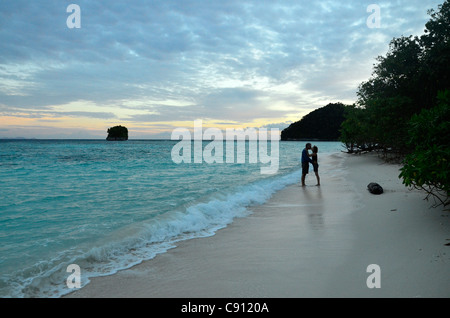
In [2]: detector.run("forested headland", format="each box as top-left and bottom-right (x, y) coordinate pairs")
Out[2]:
(280, 103), (345, 141)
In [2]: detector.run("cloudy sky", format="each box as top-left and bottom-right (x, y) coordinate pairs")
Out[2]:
(0, 0), (444, 138)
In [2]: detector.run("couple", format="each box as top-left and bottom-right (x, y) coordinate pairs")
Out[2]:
(301, 143), (320, 187)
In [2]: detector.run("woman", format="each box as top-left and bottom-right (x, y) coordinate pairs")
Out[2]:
(311, 145), (320, 186)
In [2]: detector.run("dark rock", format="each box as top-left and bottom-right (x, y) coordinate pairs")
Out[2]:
(106, 125), (128, 141)
(367, 182), (383, 195)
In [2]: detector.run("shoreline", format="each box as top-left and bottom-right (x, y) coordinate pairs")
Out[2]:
(64, 152), (450, 298)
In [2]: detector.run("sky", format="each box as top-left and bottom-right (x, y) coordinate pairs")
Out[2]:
(0, 0), (444, 139)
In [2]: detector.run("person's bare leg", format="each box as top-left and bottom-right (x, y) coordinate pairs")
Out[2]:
(315, 172), (320, 186)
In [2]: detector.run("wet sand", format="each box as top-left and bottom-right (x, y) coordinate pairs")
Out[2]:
(65, 152), (450, 298)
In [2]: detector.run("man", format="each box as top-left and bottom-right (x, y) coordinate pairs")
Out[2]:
(301, 143), (313, 186)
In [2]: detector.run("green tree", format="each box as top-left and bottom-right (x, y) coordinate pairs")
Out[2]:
(340, 105), (371, 153)
(363, 96), (414, 155)
(353, 36), (423, 155)
(358, 36), (422, 108)
(342, 1), (450, 157)
(420, 1), (450, 107)
(399, 90), (450, 208)
(341, 1), (450, 209)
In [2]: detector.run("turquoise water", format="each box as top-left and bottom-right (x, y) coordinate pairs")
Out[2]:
(0, 139), (342, 297)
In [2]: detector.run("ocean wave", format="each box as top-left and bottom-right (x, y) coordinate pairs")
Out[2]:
(1, 141), (343, 298)
(2, 168), (302, 298)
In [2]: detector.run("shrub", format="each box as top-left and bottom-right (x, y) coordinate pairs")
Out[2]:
(399, 90), (450, 208)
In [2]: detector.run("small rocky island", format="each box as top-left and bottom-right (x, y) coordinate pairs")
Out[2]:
(106, 125), (128, 141)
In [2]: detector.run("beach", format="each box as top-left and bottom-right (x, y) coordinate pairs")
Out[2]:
(65, 152), (450, 298)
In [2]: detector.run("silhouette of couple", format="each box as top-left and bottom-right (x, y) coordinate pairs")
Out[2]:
(301, 143), (320, 187)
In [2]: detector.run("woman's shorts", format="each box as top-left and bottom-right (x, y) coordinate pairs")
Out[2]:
(313, 163), (319, 172)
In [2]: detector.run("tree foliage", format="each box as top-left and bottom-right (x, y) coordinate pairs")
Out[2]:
(281, 103), (346, 141)
(399, 90), (450, 208)
(340, 1), (450, 207)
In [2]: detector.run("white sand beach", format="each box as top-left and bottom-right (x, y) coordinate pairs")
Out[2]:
(65, 152), (450, 298)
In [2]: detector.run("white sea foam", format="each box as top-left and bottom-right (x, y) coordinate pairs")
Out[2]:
(43, 169), (302, 298)
(0, 140), (343, 297)
(9, 174), (297, 298)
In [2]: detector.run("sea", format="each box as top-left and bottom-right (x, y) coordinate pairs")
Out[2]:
(0, 139), (343, 297)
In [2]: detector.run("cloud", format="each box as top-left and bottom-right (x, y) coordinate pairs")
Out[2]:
(0, 0), (445, 138)
(0, 109), (116, 119)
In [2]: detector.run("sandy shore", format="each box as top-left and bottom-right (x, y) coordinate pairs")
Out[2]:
(65, 152), (450, 298)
